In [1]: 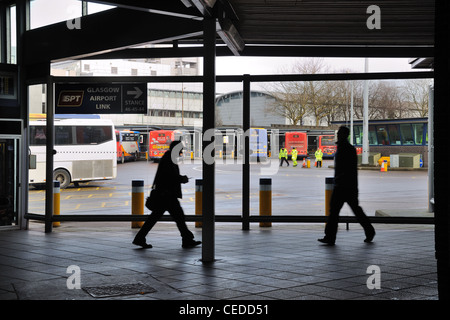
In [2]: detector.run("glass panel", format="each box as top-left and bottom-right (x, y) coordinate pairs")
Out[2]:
(75, 126), (112, 144)
(87, 3), (115, 14)
(0, 138), (19, 226)
(353, 125), (362, 145)
(10, 6), (16, 64)
(387, 124), (401, 145)
(30, 0), (81, 29)
(321, 136), (335, 146)
(30, 125), (46, 145)
(412, 124), (424, 145)
(55, 126), (72, 145)
(375, 125), (389, 145)
(215, 81), (243, 218)
(368, 125), (377, 145)
(400, 124), (414, 145)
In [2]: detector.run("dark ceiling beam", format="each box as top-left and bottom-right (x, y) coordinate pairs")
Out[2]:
(85, 44), (433, 60)
(238, 45), (435, 58)
(51, 70), (433, 86)
(87, 47), (205, 60)
(81, 0), (202, 20)
(23, 7), (203, 65)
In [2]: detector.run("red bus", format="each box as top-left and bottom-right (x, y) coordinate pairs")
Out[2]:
(148, 130), (175, 160)
(318, 135), (337, 158)
(285, 132), (307, 159)
(318, 135), (362, 157)
(148, 129), (191, 160)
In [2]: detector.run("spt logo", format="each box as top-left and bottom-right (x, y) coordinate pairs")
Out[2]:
(57, 90), (84, 107)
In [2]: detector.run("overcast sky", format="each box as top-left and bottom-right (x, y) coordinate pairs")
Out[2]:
(214, 56), (420, 93)
(216, 56), (414, 75)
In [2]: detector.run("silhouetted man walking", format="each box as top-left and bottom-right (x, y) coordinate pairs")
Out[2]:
(133, 140), (201, 249)
(318, 126), (375, 245)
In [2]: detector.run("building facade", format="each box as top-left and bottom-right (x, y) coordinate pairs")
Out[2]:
(216, 90), (287, 127)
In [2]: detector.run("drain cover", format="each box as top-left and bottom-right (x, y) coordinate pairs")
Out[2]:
(83, 282), (156, 298)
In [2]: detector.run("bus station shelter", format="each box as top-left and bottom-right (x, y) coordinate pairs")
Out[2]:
(0, 0), (449, 300)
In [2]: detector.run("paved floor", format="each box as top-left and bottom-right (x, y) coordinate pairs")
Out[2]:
(0, 221), (438, 303)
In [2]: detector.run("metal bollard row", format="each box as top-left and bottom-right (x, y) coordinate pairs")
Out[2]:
(126, 178), (334, 228)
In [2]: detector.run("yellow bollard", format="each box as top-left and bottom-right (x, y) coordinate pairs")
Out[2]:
(325, 177), (335, 219)
(53, 180), (60, 227)
(195, 179), (202, 228)
(259, 178), (272, 227)
(131, 180), (144, 228)
(307, 157), (311, 168)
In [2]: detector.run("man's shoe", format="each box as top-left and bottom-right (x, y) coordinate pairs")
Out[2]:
(182, 240), (202, 248)
(364, 231), (376, 243)
(132, 239), (153, 249)
(317, 238), (335, 246)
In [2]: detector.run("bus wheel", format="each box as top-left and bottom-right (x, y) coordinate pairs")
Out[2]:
(54, 169), (71, 189)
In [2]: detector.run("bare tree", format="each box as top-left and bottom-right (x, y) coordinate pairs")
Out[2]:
(267, 81), (308, 125)
(369, 81), (401, 119)
(264, 59), (432, 126)
(295, 58), (335, 125)
(265, 58), (338, 126)
(402, 79), (433, 117)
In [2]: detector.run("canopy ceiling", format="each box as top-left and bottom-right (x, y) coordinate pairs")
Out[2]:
(22, 0), (435, 66)
(83, 0), (435, 45)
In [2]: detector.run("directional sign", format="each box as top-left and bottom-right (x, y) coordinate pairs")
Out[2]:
(55, 83), (147, 114)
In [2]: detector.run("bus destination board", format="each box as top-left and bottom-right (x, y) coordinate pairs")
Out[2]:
(55, 83), (147, 114)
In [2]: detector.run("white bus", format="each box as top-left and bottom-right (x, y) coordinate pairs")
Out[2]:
(29, 117), (117, 189)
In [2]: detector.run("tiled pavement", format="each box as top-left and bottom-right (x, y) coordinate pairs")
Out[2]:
(0, 221), (438, 302)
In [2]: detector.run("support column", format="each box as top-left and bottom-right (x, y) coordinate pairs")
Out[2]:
(362, 58), (369, 165)
(434, 0), (450, 300)
(45, 76), (54, 233)
(242, 74), (250, 231)
(16, 0), (30, 230)
(202, 17), (216, 263)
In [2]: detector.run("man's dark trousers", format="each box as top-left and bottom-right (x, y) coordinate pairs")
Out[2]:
(135, 198), (194, 242)
(324, 186), (374, 242)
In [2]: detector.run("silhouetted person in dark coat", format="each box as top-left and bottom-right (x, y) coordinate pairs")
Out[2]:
(318, 126), (375, 245)
(133, 140), (201, 249)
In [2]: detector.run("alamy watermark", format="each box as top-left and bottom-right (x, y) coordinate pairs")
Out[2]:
(366, 265), (381, 290)
(170, 126), (281, 176)
(66, 265), (81, 290)
(66, 5), (381, 31)
(366, 5), (381, 30)
(66, 5), (81, 30)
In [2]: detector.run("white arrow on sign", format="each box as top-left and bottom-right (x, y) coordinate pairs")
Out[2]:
(126, 87), (143, 99)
